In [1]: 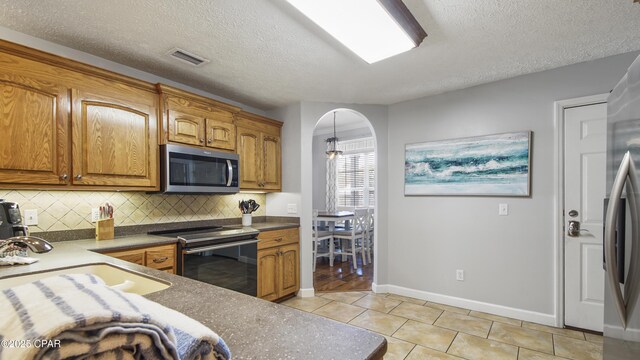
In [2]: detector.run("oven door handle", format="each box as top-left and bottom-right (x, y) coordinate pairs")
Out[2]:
(183, 239), (259, 254)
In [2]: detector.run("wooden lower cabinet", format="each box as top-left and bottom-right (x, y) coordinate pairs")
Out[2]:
(257, 247), (280, 301)
(257, 228), (300, 301)
(103, 243), (176, 274)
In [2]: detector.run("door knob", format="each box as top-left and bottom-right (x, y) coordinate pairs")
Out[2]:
(568, 220), (581, 237)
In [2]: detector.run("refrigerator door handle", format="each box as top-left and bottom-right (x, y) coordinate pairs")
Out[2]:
(605, 151), (632, 328)
(624, 157), (640, 317)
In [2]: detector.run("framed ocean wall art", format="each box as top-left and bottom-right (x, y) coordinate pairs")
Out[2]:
(404, 131), (532, 196)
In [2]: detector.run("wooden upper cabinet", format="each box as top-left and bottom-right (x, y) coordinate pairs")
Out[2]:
(158, 84), (240, 151)
(169, 109), (206, 146)
(0, 40), (160, 190)
(206, 117), (236, 150)
(262, 134), (281, 190)
(235, 111), (283, 191)
(0, 77), (69, 185)
(71, 87), (159, 188)
(237, 126), (262, 189)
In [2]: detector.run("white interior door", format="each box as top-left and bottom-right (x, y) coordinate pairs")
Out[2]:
(564, 102), (607, 331)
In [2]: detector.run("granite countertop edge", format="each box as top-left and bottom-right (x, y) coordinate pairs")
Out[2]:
(67, 222), (301, 253)
(0, 223), (386, 359)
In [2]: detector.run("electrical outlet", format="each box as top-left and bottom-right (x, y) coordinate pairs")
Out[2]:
(287, 203), (298, 214)
(499, 203), (509, 216)
(23, 209), (38, 226)
(456, 269), (464, 281)
(91, 208), (100, 223)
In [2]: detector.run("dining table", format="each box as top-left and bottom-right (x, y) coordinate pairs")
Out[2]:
(315, 210), (355, 231)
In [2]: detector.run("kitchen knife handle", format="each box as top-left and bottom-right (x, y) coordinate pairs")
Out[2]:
(605, 151), (632, 328)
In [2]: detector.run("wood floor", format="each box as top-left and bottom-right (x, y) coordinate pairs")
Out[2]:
(313, 256), (373, 292)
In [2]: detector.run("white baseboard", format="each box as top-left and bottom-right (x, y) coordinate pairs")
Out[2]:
(297, 288), (315, 298)
(603, 325), (640, 342)
(385, 284), (557, 327)
(371, 282), (389, 294)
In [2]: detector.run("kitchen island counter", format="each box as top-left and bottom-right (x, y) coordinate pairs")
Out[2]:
(0, 241), (386, 360)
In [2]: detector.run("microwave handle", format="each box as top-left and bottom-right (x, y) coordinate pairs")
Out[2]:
(226, 160), (233, 187)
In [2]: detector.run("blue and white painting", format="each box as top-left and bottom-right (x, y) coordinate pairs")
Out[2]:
(405, 131), (531, 196)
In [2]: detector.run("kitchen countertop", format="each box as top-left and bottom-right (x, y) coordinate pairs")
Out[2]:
(0, 225), (386, 359)
(67, 222), (301, 253)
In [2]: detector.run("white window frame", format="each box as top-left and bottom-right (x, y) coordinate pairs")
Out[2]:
(333, 137), (375, 208)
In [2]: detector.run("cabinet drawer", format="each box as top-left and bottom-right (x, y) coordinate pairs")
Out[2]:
(145, 244), (176, 270)
(258, 228), (299, 250)
(104, 248), (145, 265)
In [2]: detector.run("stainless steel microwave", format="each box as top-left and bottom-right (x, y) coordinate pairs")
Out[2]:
(160, 144), (239, 194)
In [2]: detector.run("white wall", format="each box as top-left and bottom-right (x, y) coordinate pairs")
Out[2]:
(266, 103), (302, 218)
(312, 126), (373, 211)
(386, 51), (640, 320)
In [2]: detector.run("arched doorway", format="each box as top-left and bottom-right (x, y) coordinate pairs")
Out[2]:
(311, 109), (377, 293)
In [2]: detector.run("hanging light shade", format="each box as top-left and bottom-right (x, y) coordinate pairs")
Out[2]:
(326, 111), (343, 159)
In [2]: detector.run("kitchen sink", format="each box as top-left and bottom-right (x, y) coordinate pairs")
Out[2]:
(0, 263), (171, 295)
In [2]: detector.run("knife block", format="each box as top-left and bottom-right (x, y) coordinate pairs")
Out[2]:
(96, 218), (114, 240)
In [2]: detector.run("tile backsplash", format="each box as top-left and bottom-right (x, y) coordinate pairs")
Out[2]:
(0, 190), (266, 233)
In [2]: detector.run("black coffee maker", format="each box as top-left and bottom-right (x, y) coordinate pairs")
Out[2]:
(0, 199), (28, 240)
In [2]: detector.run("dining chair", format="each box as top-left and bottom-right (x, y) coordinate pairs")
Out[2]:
(313, 214), (334, 271)
(365, 208), (374, 264)
(332, 209), (368, 269)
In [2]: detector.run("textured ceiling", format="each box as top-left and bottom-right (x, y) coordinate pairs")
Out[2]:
(1, 0), (640, 109)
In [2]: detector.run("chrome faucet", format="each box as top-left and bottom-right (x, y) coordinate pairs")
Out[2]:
(0, 236), (53, 254)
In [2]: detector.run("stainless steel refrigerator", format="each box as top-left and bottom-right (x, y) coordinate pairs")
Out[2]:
(604, 54), (640, 359)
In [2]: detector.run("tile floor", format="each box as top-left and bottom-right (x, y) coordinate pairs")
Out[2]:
(281, 291), (603, 360)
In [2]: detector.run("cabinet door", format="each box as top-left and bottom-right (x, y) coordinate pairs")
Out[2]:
(237, 127), (261, 189)
(0, 79), (69, 185)
(206, 118), (236, 150)
(168, 109), (205, 146)
(71, 88), (158, 187)
(278, 243), (299, 298)
(257, 247), (279, 301)
(262, 134), (281, 190)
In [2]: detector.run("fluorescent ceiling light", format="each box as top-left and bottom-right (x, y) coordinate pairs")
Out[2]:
(286, 0), (426, 64)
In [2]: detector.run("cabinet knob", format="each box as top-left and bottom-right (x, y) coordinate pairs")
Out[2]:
(208, 138), (212, 144)
(60, 174), (68, 181)
(152, 256), (168, 263)
(75, 175), (82, 180)
(200, 138), (205, 144)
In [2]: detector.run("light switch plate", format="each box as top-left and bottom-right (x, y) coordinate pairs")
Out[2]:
(24, 209), (38, 226)
(287, 203), (298, 214)
(499, 203), (509, 216)
(456, 269), (464, 281)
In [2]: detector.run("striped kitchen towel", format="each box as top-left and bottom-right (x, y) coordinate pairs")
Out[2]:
(0, 273), (231, 360)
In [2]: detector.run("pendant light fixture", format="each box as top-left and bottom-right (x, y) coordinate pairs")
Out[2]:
(326, 111), (343, 159)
